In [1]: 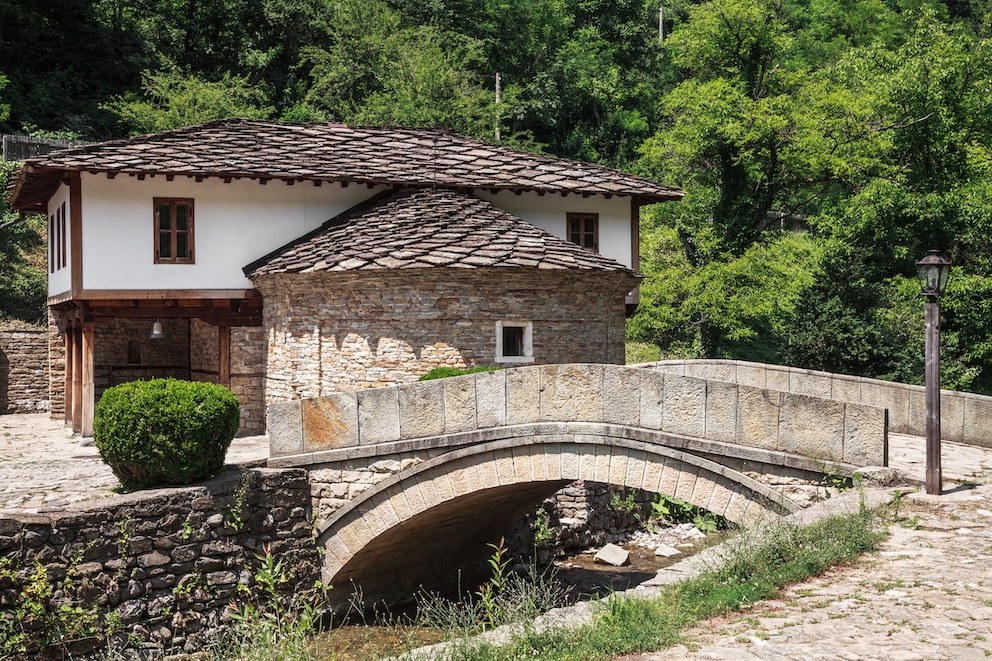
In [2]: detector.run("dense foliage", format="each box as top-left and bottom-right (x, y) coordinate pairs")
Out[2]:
(1, 0), (991, 391)
(93, 378), (241, 491)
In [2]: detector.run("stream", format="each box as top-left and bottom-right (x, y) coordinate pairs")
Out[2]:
(309, 528), (730, 660)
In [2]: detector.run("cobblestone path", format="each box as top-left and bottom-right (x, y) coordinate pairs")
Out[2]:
(623, 485), (992, 661)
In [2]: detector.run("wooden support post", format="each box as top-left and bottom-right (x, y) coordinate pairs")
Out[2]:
(72, 327), (83, 434)
(218, 324), (231, 388)
(64, 330), (74, 426)
(81, 323), (95, 437)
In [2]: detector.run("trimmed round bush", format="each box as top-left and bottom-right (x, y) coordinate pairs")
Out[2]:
(94, 378), (241, 491)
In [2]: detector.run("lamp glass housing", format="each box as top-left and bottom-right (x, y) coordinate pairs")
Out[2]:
(916, 250), (952, 298)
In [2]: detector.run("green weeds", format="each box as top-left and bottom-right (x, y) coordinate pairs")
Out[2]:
(414, 538), (572, 635)
(417, 503), (885, 661)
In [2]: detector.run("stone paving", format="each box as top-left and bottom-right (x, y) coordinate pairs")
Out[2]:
(0, 413), (267, 514)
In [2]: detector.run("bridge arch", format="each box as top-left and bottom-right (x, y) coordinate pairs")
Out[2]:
(315, 427), (799, 601)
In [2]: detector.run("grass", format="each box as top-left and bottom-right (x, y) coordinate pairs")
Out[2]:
(93, 498), (885, 661)
(413, 502), (886, 661)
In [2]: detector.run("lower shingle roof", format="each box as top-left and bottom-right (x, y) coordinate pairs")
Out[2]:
(244, 187), (640, 278)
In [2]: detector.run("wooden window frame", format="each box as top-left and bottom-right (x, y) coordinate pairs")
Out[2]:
(567, 212), (599, 252)
(154, 198), (195, 264)
(49, 202), (68, 273)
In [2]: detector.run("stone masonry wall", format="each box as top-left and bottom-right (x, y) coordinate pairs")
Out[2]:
(0, 321), (50, 413)
(188, 320), (265, 435)
(0, 468), (318, 657)
(229, 326), (266, 435)
(190, 318), (219, 378)
(254, 268), (635, 404)
(48, 313), (65, 418)
(93, 318), (190, 402)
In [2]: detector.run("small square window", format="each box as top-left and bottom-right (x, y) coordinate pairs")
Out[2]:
(496, 321), (534, 364)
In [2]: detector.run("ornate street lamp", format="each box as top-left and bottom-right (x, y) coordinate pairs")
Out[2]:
(916, 249), (952, 495)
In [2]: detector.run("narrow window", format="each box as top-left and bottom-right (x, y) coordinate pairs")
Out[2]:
(60, 202), (66, 268)
(49, 213), (55, 273)
(154, 198), (195, 264)
(567, 212), (599, 252)
(496, 321), (534, 364)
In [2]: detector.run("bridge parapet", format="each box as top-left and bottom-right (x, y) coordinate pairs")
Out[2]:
(268, 363), (886, 468)
(639, 359), (992, 446)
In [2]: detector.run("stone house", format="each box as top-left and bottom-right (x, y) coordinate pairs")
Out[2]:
(8, 119), (682, 435)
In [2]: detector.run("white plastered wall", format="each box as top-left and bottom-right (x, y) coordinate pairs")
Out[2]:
(476, 190), (634, 269)
(47, 183), (72, 297)
(79, 174), (388, 291)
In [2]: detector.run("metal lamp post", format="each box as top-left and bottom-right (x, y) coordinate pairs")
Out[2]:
(915, 249), (952, 496)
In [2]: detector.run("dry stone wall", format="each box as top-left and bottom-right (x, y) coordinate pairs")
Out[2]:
(0, 468), (318, 657)
(0, 321), (50, 413)
(253, 269), (633, 403)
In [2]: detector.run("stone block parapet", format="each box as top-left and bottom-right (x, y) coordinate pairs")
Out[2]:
(268, 363), (887, 469)
(637, 359), (991, 447)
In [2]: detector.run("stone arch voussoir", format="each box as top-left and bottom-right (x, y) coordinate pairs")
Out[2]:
(315, 427), (802, 584)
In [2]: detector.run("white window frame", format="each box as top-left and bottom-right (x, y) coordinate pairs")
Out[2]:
(495, 320), (534, 364)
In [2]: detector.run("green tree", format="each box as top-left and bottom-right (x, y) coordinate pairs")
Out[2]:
(0, 163), (47, 324)
(102, 67), (274, 134)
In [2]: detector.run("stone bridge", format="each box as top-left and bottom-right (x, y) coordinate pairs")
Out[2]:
(266, 363), (888, 602)
(268, 364), (887, 596)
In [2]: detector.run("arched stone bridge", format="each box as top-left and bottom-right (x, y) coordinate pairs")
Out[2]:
(267, 363), (888, 601)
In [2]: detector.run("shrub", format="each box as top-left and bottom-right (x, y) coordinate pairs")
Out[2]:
(94, 378), (241, 491)
(418, 366), (499, 381)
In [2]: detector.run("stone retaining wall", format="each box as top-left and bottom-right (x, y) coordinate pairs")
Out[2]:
(0, 468), (318, 657)
(639, 359), (992, 447)
(0, 321), (50, 413)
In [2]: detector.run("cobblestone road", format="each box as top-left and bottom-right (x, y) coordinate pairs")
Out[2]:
(621, 478), (992, 661)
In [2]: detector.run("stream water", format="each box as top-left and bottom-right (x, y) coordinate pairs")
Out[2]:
(307, 530), (729, 660)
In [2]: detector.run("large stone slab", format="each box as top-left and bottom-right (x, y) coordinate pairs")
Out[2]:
(639, 370), (665, 430)
(842, 402), (886, 466)
(603, 365), (640, 426)
(662, 375), (706, 438)
(540, 364), (604, 423)
(506, 366), (541, 425)
(736, 386), (780, 450)
(778, 393), (846, 463)
(398, 380), (445, 439)
(267, 400), (303, 457)
(357, 386), (401, 445)
(302, 393), (359, 451)
(442, 375), (477, 434)
(704, 379), (738, 443)
(475, 369), (506, 428)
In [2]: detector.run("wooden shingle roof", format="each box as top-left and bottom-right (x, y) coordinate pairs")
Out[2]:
(244, 187), (641, 278)
(9, 119), (683, 213)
